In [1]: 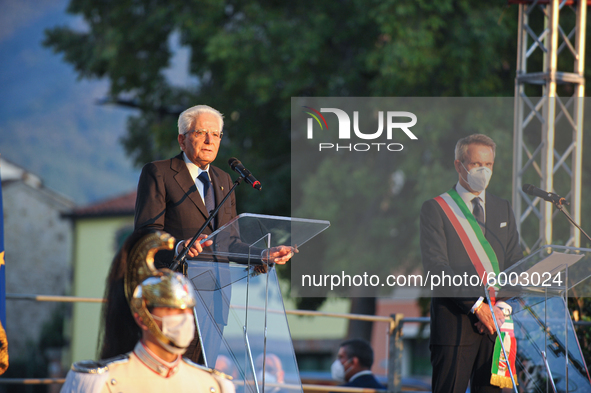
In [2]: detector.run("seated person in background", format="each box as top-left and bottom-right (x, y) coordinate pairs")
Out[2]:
(215, 354), (240, 380)
(255, 353), (285, 383)
(255, 353), (287, 393)
(61, 270), (235, 393)
(331, 339), (385, 390)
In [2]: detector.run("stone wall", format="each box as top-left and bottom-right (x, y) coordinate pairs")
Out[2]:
(2, 180), (74, 359)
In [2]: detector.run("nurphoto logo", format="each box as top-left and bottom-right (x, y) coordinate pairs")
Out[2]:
(302, 106), (418, 152)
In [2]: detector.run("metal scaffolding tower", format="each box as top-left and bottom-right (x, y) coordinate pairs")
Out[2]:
(512, 0), (587, 252)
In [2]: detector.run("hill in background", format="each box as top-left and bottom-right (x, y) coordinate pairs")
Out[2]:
(0, 0), (141, 205)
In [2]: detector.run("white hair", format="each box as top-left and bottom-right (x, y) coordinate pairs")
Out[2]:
(178, 105), (224, 135)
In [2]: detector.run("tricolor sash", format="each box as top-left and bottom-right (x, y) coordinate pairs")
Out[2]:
(490, 310), (517, 388)
(434, 188), (517, 388)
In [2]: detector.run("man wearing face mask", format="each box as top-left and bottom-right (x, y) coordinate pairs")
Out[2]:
(330, 339), (385, 391)
(60, 271), (235, 393)
(420, 134), (523, 393)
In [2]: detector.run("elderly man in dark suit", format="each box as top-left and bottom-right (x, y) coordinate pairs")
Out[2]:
(135, 105), (233, 264)
(134, 104), (294, 265)
(420, 134), (523, 393)
(134, 104), (294, 363)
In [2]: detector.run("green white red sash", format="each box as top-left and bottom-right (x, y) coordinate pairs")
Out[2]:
(434, 188), (517, 388)
(490, 311), (518, 388)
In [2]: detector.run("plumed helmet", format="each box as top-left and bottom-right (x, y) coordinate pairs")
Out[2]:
(130, 269), (196, 349)
(124, 230), (176, 305)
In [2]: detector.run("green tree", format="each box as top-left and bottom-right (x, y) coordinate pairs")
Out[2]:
(44, 0), (517, 214)
(44, 0), (524, 344)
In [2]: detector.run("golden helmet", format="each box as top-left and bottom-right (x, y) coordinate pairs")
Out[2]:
(130, 269), (196, 350)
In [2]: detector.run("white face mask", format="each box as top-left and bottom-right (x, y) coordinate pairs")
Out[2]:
(257, 371), (278, 384)
(152, 312), (195, 354)
(461, 162), (492, 192)
(331, 359), (348, 382)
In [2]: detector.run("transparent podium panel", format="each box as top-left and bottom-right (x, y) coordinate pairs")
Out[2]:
(486, 246), (591, 392)
(504, 295), (591, 392)
(187, 261), (303, 393)
(192, 213), (330, 263)
(183, 214), (329, 393)
(499, 246), (591, 298)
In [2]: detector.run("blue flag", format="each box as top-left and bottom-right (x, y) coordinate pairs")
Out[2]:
(0, 165), (8, 374)
(0, 176), (5, 328)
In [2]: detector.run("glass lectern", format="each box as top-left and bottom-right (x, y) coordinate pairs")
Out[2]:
(486, 246), (591, 393)
(185, 214), (330, 393)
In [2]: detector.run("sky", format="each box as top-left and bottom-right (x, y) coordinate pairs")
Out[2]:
(0, 0), (143, 205)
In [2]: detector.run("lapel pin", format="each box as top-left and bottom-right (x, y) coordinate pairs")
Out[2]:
(221, 186), (224, 191)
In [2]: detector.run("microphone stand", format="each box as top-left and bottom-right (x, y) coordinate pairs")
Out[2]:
(553, 200), (591, 244)
(169, 176), (243, 273)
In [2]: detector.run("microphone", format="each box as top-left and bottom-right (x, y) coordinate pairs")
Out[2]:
(228, 158), (262, 190)
(522, 184), (569, 205)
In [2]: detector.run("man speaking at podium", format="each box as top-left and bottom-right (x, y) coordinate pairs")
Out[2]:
(134, 104), (293, 265)
(420, 134), (523, 393)
(134, 104), (294, 363)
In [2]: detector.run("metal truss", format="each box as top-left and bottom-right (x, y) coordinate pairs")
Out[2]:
(512, 0), (587, 252)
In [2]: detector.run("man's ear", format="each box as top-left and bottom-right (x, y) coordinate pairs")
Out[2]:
(454, 159), (462, 174)
(350, 356), (360, 368)
(134, 313), (149, 331)
(178, 134), (185, 151)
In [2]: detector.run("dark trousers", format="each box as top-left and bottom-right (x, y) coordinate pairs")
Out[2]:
(431, 334), (502, 393)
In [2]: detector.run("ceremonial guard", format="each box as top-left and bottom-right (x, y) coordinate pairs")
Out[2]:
(60, 270), (235, 393)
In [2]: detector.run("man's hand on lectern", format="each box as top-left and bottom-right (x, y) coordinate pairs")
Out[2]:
(262, 245), (298, 265)
(180, 234), (214, 258)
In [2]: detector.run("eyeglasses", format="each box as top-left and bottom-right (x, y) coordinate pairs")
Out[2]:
(184, 129), (223, 140)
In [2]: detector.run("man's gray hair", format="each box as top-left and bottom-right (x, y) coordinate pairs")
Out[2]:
(454, 134), (496, 162)
(178, 105), (224, 135)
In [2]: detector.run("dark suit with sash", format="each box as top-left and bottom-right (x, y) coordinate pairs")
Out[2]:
(420, 187), (522, 393)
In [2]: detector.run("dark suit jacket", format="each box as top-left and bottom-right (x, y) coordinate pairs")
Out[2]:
(134, 153), (237, 265)
(342, 374), (385, 390)
(420, 188), (523, 346)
